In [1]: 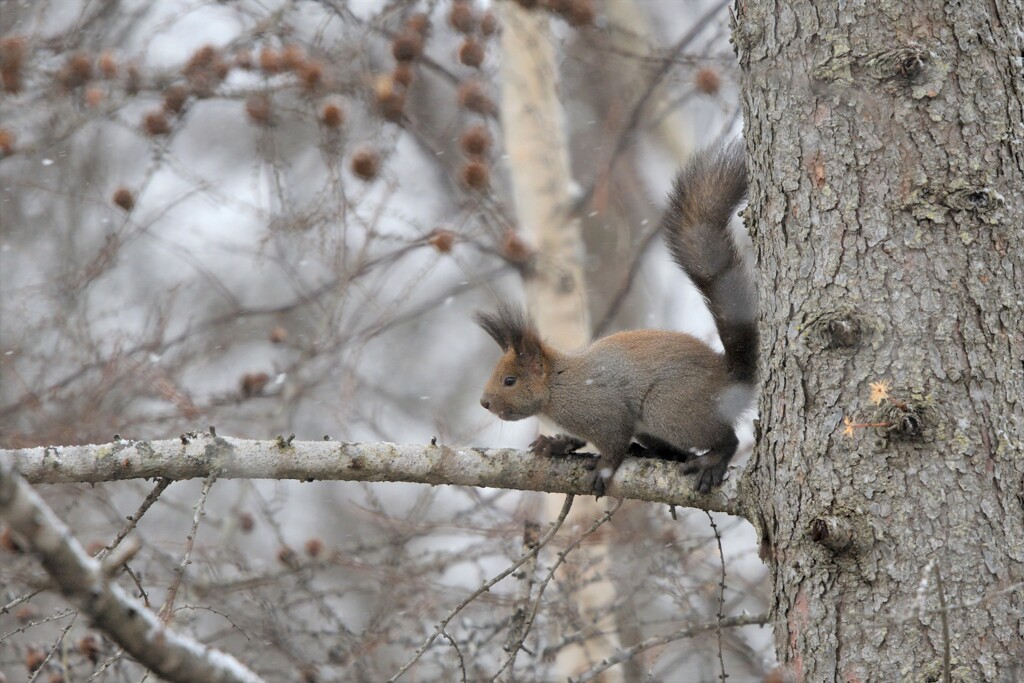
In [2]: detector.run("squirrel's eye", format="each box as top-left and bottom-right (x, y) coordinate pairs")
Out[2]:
(503, 376), (516, 387)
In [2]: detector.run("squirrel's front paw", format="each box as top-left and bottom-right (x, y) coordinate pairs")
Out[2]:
(531, 434), (586, 457)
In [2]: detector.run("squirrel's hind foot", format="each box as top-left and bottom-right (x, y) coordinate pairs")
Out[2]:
(682, 455), (729, 493)
(530, 434), (587, 457)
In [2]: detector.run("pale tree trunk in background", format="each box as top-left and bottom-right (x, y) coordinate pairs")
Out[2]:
(602, 0), (694, 162)
(568, 4), (703, 679)
(735, 0), (1024, 679)
(567, 0), (699, 333)
(499, 4), (622, 680)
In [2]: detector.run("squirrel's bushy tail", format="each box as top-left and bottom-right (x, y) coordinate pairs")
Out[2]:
(663, 140), (757, 385)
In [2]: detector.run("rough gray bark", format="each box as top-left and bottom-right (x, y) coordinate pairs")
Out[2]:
(734, 0), (1024, 680)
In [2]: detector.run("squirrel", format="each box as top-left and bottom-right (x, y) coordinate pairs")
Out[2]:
(475, 141), (756, 496)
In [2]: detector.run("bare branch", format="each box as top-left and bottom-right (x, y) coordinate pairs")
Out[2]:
(492, 498), (624, 680)
(159, 474), (216, 622)
(6, 436), (745, 515)
(501, 518), (542, 678)
(0, 462), (264, 683)
(389, 495), (576, 682)
(27, 613), (77, 683)
(95, 477), (171, 561)
(707, 511), (728, 682)
(571, 613), (770, 683)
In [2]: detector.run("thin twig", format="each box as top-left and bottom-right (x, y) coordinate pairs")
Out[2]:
(26, 612), (78, 683)
(491, 499), (624, 681)
(122, 561), (151, 608)
(0, 608), (76, 641)
(0, 589), (43, 616)
(96, 477), (172, 561)
(388, 495), (576, 682)
(501, 518), (541, 680)
(440, 629), (468, 683)
(159, 473), (217, 623)
(572, 613), (769, 683)
(85, 649), (125, 682)
(707, 510), (729, 681)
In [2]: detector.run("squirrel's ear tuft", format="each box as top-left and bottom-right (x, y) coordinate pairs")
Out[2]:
(474, 310), (509, 350)
(474, 303), (535, 353)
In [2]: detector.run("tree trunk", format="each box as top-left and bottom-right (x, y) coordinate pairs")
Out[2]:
(736, 0), (1024, 679)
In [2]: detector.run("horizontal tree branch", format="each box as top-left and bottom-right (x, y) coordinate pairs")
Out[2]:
(0, 462), (264, 683)
(6, 435), (745, 516)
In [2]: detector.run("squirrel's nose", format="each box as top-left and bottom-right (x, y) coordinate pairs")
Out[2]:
(480, 398), (490, 410)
